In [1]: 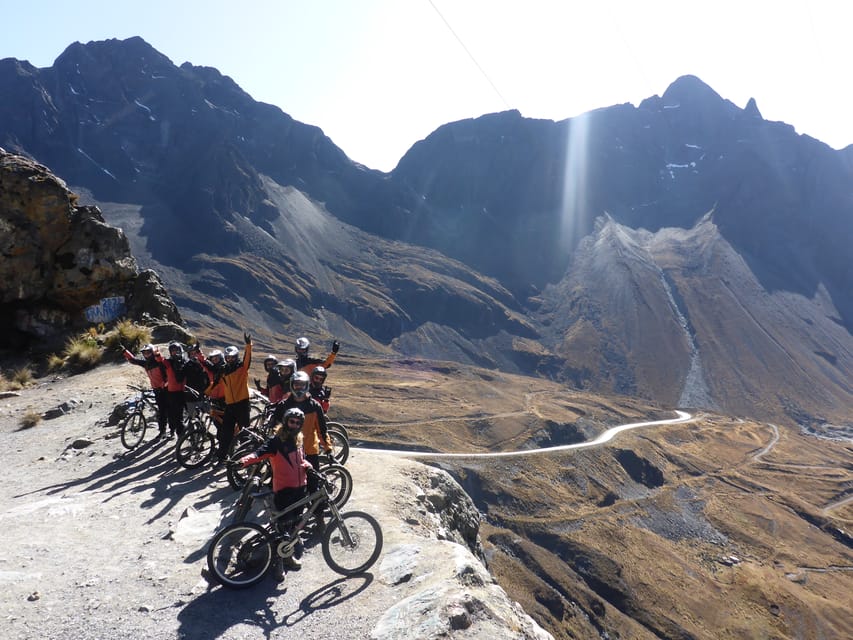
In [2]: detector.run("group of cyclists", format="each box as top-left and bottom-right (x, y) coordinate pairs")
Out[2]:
(122, 333), (342, 575)
(122, 333), (339, 453)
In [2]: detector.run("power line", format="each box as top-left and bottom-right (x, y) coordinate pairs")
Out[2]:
(426, 0), (512, 110)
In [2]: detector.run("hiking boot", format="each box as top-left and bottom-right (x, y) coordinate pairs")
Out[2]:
(272, 559), (286, 581)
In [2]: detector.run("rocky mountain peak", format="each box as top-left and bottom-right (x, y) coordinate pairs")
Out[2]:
(54, 36), (174, 74)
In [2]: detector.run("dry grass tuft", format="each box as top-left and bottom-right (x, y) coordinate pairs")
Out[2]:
(46, 353), (66, 372)
(63, 335), (103, 371)
(12, 366), (34, 387)
(101, 319), (153, 354)
(19, 408), (42, 429)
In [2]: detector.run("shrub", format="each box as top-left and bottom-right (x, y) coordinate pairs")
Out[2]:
(19, 409), (42, 429)
(102, 319), (152, 354)
(63, 335), (103, 371)
(11, 366), (33, 387)
(46, 353), (65, 372)
(0, 371), (8, 391)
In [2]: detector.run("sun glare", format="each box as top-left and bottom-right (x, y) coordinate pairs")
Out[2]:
(559, 113), (591, 254)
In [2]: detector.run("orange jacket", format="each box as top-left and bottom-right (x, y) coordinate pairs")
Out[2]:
(222, 343), (252, 405)
(296, 351), (336, 376)
(275, 395), (329, 455)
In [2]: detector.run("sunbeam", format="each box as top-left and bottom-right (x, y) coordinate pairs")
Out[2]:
(559, 112), (592, 254)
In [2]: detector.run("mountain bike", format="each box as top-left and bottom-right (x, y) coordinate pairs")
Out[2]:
(207, 468), (382, 588)
(175, 396), (224, 469)
(224, 402), (279, 489)
(229, 460), (353, 525)
(226, 409), (349, 490)
(119, 385), (162, 449)
(325, 420), (349, 440)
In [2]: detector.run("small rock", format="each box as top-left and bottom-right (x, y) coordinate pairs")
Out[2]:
(71, 438), (94, 450)
(447, 605), (472, 630)
(138, 605), (150, 613)
(27, 592), (40, 602)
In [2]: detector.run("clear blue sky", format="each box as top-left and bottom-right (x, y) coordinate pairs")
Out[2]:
(2, 0), (850, 171)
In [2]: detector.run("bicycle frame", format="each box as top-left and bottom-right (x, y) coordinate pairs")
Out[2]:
(250, 476), (346, 558)
(128, 385), (158, 406)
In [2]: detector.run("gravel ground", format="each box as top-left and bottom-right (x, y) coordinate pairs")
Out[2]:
(0, 363), (442, 640)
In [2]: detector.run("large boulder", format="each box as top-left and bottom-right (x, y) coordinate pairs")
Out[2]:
(0, 148), (182, 347)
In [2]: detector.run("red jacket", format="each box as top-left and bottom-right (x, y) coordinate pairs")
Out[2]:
(155, 353), (186, 392)
(123, 350), (166, 389)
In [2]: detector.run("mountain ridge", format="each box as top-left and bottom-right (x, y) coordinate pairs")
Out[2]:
(1, 36), (851, 429)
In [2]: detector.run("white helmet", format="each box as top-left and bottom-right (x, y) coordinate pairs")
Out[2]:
(290, 371), (310, 399)
(295, 337), (310, 354)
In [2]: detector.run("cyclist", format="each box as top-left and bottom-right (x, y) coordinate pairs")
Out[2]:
(308, 366), (332, 414)
(272, 358), (296, 403)
(155, 341), (187, 437)
(198, 348), (225, 402)
(122, 343), (168, 438)
(195, 347), (226, 428)
(273, 371), (332, 536)
(239, 406), (312, 576)
(254, 354), (283, 401)
(216, 333), (253, 466)
(294, 336), (339, 375)
(184, 343), (210, 419)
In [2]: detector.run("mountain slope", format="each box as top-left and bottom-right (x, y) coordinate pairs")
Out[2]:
(1, 37), (852, 428)
(535, 215), (853, 423)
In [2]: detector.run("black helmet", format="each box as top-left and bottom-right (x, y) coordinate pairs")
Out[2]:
(141, 343), (155, 357)
(168, 341), (183, 355)
(290, 371), (310, 399)
(283, 407), (305, 430)
(295, 337), (310, 355)
(311, 366), (327, 381)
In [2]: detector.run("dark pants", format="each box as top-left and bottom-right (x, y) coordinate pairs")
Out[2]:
(153, 388), (168, 431)
(166, 391), (185, 436)
(218, 398), (250, 461)
(304, 454), (325, 522)
(274, 485), (307, 522)
(305, 453), (321, 492)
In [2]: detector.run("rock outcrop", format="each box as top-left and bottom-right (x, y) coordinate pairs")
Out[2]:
(0, 148), (182, 348)
(358, 457), (555, 640)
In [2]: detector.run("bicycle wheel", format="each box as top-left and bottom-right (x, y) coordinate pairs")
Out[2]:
(325, 421), (349, 439)
(207, 522), (273, 589)
(321, 464), (353, 509)
(326, 426), (350, 465)
(175, 423), (216, 469)
(322, 511), (383, 576)
(120, 410), (147, 450)
(226, 439), (270, 491)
